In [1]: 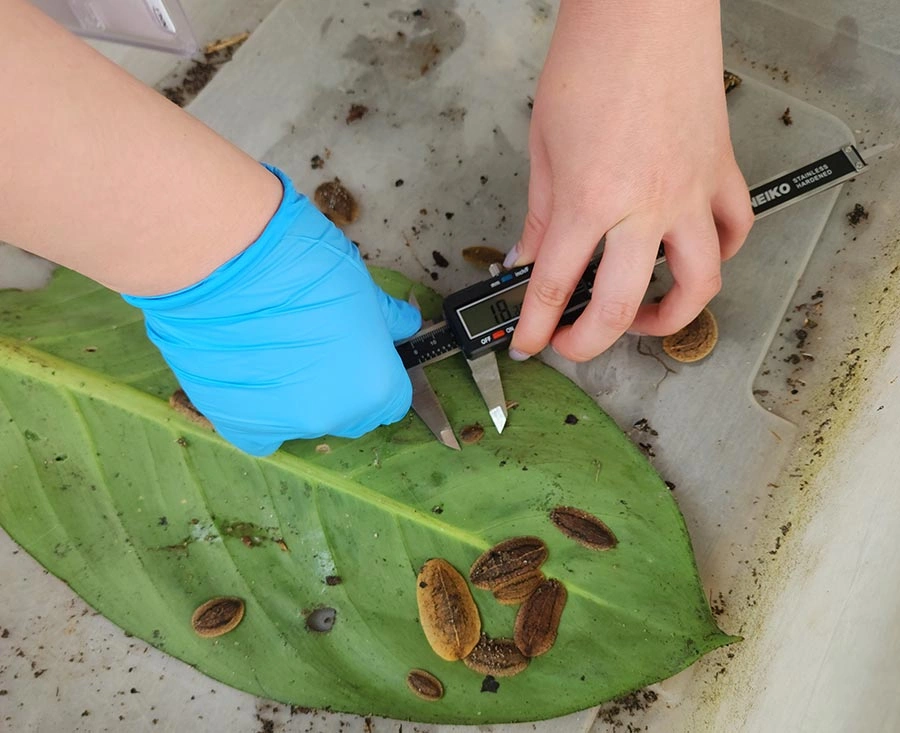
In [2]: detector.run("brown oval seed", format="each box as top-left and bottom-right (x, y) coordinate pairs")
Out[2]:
(314, 178), (359, 227)
(406, 668), (444, 701)
(514, 578), (567, 657)
(416, 558), (481, 661)
(491, 570), (545, 605)
(463, 634), (529, 677)
(459, 423), (485, 445)
(462, 246), (506, 269)
(191, 597), (244, 638)
(550, 506), (618, 550)
(662, 307), (718, 363)
(469, 536), (548, 590)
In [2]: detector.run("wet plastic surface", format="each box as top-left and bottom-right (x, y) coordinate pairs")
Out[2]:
(2, 0), (900, 731)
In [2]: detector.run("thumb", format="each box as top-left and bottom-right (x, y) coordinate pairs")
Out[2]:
(506, 137), (553, 268)
(374, 286), (422, 341)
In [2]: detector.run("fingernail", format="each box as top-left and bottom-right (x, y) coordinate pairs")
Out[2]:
(626, 329), (647, 336)
(502, 244), (521, 269)
(508, 348), (531, 362)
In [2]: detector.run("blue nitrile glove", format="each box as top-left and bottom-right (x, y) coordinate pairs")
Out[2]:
(123, 165), (421, 456)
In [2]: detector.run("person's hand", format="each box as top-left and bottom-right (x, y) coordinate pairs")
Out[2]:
(506, 0), (753, 362)
(123, 166), (421, 456)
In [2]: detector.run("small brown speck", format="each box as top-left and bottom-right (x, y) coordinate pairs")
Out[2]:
(432, 251), (449, 268)
(847, 203), (869, 227)
(780, 107), (793, 126)
(325, 575), (342, 586)
(564, 414), (578, 425)
(346, 104), (368, 124)
(310, 155), (324, 170)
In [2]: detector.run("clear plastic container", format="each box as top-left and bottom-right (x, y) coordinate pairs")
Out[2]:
(30, 0), (198, 54)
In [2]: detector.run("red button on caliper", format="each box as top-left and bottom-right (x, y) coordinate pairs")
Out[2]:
(492, 330), (505, 340)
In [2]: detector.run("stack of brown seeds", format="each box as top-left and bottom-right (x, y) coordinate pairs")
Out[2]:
(412, 505), (618, 698)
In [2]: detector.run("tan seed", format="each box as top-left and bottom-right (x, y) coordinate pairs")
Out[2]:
(492, 570), (545, 605)
(416, 558), (481, 661)
(550, 506), (617, 550)
(459, 423), (484, 445)
(462, 246), (506, 269)
(314, 178), (359, 227)
(463, 635), (529, 677)
(514, 579), (567, 657)
(662, 307), (718, 363)
(406, 669), (444, 701)
(191, 597), (245, 638)
(169, 390), (213, 429)
(469, 536), (548, 590)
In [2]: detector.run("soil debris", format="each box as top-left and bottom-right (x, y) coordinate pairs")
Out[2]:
(847, 203), (869, 227)
(310, 155), (325, 170)
(346, 104), (369, 124)
(550, 506), (617, 550)
(417, 558), (481, 661)
(780, 107), (793, 126)
(480, 675), (500, 693)
(191, 597), (244, 638)
(160, 36), (248, 107)
(723, 70), (743, 94)
(662, 307), (718, 363)
(314, 178), (360, 227)
(469, 537), (549, 590)
(432, 250), (450, 268)
(406, 669), (444, 701)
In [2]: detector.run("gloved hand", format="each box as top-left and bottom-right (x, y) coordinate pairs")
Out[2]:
(123, 165), (422, 456)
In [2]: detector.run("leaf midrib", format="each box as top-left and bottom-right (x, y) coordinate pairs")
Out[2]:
(1, 336), (659, 618)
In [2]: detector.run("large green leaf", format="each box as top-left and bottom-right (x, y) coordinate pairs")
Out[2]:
(0, 269), (735, 724)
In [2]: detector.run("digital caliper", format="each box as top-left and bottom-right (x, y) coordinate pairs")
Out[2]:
(396, 145), (868, 449)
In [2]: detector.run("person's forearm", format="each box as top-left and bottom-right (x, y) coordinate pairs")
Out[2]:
(0, 0), (281, 296)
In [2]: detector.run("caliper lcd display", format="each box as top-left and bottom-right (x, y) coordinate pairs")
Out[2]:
(456, 281), (527, 340)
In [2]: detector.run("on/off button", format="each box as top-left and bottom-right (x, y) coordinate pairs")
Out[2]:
(491, 329), (505, 340)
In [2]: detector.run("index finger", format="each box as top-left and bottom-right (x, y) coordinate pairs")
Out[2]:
(508, 215), (605, 359)
(549, 214), (661, 361)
